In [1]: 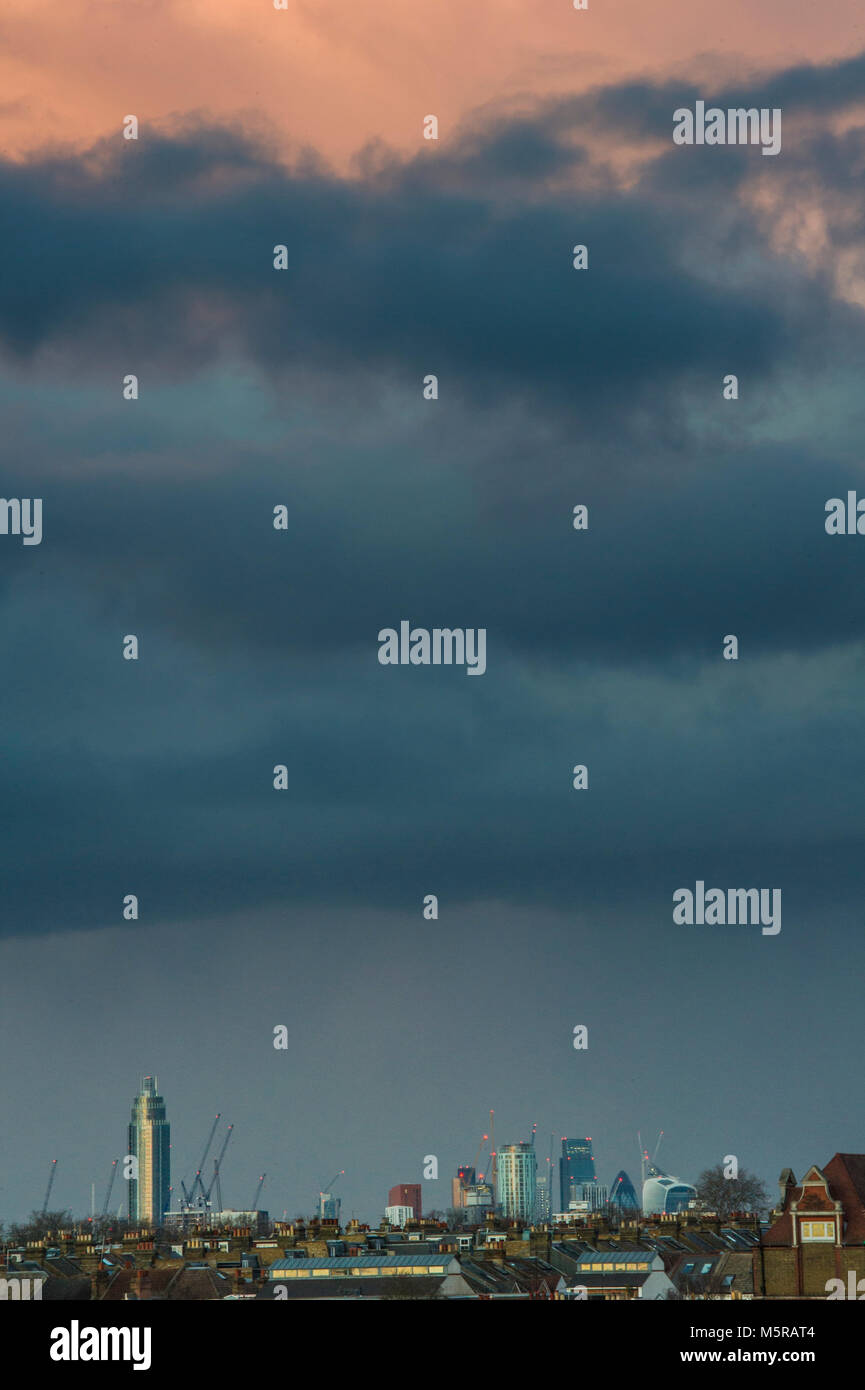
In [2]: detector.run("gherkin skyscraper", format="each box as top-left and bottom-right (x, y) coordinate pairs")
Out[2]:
(127, 1075), (170, 1225)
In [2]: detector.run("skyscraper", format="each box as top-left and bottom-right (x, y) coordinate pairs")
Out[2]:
(127, 1075), (170, 1225)
(609, 1170), (640, 1214)
(497, 1143), (537, 1221)
(560, 1136), (596, 1210)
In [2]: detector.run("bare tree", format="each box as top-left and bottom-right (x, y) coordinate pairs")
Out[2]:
(677, 1269), (724, 1299)
(695, 1165), (769, 1218)
(9, 1209), (72, 1243)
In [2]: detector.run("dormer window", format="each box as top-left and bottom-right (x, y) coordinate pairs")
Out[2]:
(800, 1220), (835, 1241)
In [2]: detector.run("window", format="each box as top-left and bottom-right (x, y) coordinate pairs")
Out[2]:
(700, 1262), (713, 1275)
(801, 1221), (835, 1242)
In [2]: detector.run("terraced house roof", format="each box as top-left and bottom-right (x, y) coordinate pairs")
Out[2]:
(270, 1253), (456, 1274)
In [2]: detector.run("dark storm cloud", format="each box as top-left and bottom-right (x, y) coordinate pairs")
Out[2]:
(2, 51), (865, 939)
(2, 419), (865, 940)
(1, 51), (863, 412)
(3, 559), (865, 940)
(2, 429), (864, 665)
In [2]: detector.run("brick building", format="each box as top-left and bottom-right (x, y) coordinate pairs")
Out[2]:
(756, 1154), (865, 1298)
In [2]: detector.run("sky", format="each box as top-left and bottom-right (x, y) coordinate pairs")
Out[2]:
(2, 1), (865, 1228)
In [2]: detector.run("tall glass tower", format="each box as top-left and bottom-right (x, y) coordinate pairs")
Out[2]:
(128, 1075), (170, 1225)
(497, 1143), (537, 1221)
(560, 1136), (597, 1210)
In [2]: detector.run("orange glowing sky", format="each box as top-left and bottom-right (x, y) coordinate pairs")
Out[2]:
(2, 0), (864, 164)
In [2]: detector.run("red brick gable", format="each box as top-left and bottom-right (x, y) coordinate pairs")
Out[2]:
(763, 1156), (865, 1247)
(795, 1166), (836, 1213)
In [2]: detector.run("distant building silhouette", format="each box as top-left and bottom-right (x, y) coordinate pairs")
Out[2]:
(452, 1165), (476, 1210)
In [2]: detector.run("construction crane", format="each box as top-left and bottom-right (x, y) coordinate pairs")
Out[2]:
(470, 1131), (489, 1178)
(204, 1124), (234, 1209)
(98, 1160), (119, 1255)
(213, 1163), (223, 1217)
(251, 1174), (266, 1212)
(189, 1113), (221, 1208)
(99, 1160), (118, 1225)
(41, 1159), (58, 1216)
(638, 1129), (665, 1184)
(489, 1110), (497, 1192)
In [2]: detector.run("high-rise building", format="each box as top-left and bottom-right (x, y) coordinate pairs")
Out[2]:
(609, 1170), (640, 1214)
(388, 1183), (421, 1219)
(560, 1136), (596, 1210)
(452, 1164), (476, 1209)
(497, 1143), (537, 1221)
(127, 1075), (170, 1225)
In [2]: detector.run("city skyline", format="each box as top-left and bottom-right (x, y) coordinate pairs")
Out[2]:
(0, 1064), (827, 1229)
